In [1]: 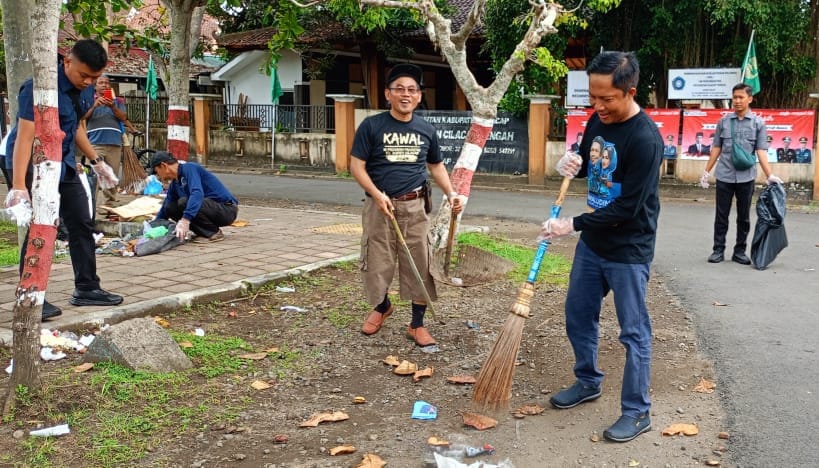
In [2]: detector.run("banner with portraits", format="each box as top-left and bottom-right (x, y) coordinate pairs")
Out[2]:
(681, 109), (814, 163)
(566, 109), (681, 155)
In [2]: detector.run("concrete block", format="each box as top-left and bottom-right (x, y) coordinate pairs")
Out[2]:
(83, 317), (192, 372)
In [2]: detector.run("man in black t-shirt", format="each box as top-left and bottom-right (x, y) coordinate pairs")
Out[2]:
(543, 51), (661, 443)
(350, 64), (464, 350)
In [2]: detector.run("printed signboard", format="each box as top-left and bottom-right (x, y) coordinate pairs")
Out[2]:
(668, 68), (741, 100)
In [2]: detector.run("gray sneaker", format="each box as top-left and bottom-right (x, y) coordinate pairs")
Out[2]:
(549, 381), (602, 409)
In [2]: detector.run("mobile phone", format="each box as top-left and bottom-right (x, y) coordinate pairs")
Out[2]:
(102, 89), (114, 100)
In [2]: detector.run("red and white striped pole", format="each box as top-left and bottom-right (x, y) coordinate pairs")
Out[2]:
(166, 106), (190, 160)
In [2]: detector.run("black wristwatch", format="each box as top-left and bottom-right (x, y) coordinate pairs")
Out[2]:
(89, 157), (100, 165)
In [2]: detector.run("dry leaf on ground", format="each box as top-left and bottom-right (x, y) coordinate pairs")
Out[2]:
(693, 377), (716, 393)
(383, 355), (400, 366)
(329, 445), (356, 456)
(264, 346), (280, 353)
(393, 360), (417, 375)
(73, 362), (94, 373)
(446, 374), (476, 384)
(153, 316), (170, 327)
(661, 423), (699, 436)
(427, 436), (450, 447)
(356, 453), (386, 468)
(273, 434), (289, 444)
(239, 352), (268, 360)
(299, 411), (350, 427)
(712, 301), (728, 307)
(178, 341), (193, 348)
(413, 366), (434, 382)
(513, 404), (545, 416)
(250, 380), (271, 390)
(463, 412), (497, 430)
(352, 396), (367, 404)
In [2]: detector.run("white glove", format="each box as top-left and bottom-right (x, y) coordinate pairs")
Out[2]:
(699, 170), (710, 189)
(540, 217), (575, 240)
(766, 174), (783, 185)
(91, 160), (119, 190)
(4, 189), (33, 227)
(174, 218), (190, 241)
(556, 152), (583, 178)
(447, 192), (468, 215)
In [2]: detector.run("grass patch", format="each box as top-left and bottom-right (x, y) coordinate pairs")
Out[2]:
(0, 219), (20, 267)
(457, 232), (572, 285)
(170, 332), (255, 378)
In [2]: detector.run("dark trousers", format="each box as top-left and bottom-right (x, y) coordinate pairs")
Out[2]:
(19, 172), (100, 290)
(165, 197), (238, 238)
(713, 179), (755, 254)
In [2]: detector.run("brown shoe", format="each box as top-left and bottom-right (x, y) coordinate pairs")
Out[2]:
(194, 230), (225, 243)
(406, 326), (437, 347)
(361, 305), (394, 335)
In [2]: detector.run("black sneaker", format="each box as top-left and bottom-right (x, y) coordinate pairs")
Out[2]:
(42, 301), (62, 321)
(603, 412), (651, 442)
(69, 289), (124, 306)
(707, 251), (724, 263)
(731, 252), (751, 265)
(549, 381), (602, 409)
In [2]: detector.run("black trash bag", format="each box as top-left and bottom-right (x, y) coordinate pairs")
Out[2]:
(750, 183), (788, 270)
(135, 219), (183, 257)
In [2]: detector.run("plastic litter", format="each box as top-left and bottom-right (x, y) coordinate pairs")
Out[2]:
(275, 286), (296, 293)
(143, 225), (169, 239)
(465, 320), (479, 330)
(5, 359), (11, 374)
(193, 328), (206, 336)
(40, 347), (67, 361)
(419, 344), (441, 354)
(4, 199), (32, 227)
(143, 175), (163, 195)
(29, 424), (70, 438)
(465, 444), (495, 457)
(433, 453), (514, 468)
(411, 400), (438, 420)
(280, 305), (308, 313)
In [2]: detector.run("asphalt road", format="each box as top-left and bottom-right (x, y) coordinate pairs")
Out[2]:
(220, 172), (819, 466)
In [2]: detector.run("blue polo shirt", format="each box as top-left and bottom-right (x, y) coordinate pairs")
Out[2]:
(6, 63), (95, 180)
(156, 162), (239, 221)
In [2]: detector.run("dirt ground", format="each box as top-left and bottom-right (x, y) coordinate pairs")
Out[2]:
(0, 200), (731, 467)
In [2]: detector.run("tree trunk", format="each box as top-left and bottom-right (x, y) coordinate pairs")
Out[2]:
(1, 0), (34, 125)
(164, 0), (205, 160)
(2, 0), (62, 416)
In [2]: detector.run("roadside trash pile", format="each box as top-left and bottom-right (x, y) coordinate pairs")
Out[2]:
(95, 219), (182, 257)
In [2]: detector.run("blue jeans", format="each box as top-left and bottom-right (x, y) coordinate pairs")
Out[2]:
(565, 240), (652, 417)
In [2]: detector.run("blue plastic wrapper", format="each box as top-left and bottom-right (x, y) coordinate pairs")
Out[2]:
(411, 401), (437, 420)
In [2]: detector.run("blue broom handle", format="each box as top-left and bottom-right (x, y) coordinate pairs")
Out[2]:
(525, 176), (571, 284)
(526, 203), (563, 283)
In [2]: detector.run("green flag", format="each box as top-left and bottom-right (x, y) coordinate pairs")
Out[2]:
(742, 36), (760, 95)
(146, 56), (159, 100)
(271, 61), (283, 104)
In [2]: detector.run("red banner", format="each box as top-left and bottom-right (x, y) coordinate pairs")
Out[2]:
(682, 109), (815, 163)
(567, 109), (681, 153)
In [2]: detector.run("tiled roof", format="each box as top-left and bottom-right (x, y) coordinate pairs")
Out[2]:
(217, 21), (350, 51)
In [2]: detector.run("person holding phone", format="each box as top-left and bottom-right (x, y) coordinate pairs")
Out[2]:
(80, 74), (138, 207)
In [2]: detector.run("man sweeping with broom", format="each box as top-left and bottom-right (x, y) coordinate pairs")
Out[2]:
(541, 51), (662, 443)
(350, 63), (465, 349)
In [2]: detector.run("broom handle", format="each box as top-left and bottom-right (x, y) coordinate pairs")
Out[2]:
(443, 213), (458, 275)
(389, 213), (438, 322)
(526, 177), (572, 284)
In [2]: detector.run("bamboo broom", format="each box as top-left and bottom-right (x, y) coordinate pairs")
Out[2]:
(120, 143), (147, 195)
(472, 176), (572, 410)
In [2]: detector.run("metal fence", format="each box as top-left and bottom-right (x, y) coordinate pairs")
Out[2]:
(126, 97), (174, 126)
(209, 103), (335, 133)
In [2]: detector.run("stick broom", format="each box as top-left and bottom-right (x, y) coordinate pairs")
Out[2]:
(472, 177), (572, 410)
(389, 211), (440, 324)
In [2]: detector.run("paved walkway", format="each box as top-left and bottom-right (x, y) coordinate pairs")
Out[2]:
(0, 204), (361, 345)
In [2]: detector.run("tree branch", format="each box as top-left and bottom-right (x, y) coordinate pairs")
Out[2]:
(450, 0), (486, 47)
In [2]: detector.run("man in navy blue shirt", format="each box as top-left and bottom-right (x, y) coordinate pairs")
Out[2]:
(5, 39), (123, 320)
(149, 152), (239, 243)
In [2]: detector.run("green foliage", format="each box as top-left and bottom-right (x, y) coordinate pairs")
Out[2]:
(456, 232), (571, 285)
(63, 0), (140, 41)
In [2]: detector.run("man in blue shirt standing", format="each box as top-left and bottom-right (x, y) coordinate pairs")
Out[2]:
(4, 39), (123, 320)
(149, 152), (239, 242)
